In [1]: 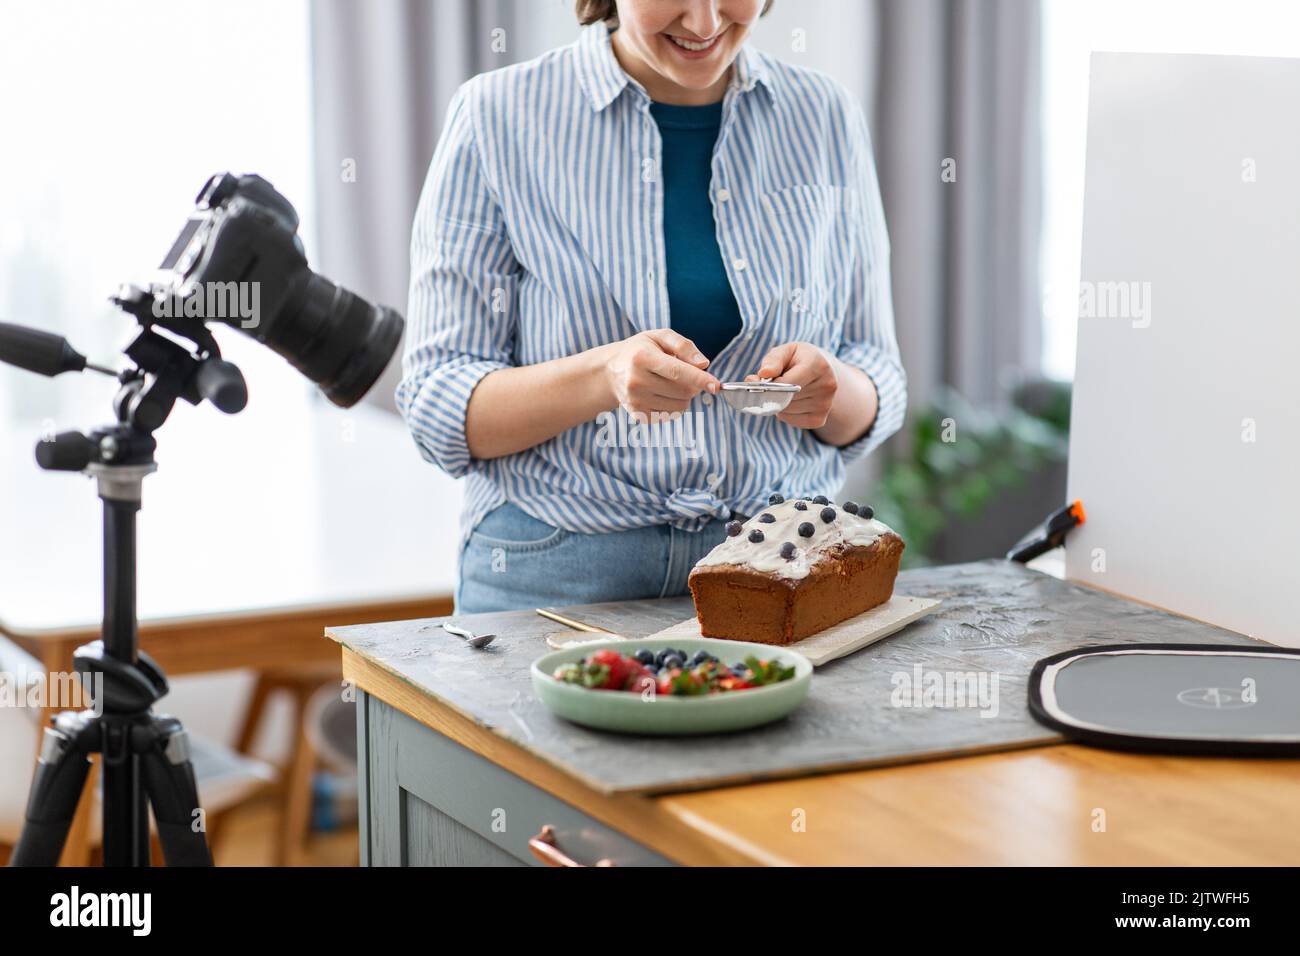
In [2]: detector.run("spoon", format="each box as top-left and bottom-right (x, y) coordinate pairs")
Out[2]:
(441, 621), (495, 649)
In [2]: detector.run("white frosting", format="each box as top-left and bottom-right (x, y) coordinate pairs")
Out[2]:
(695, 498), (895, 581)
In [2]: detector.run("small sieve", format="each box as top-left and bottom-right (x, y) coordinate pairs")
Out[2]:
(719, 379), (800, 416)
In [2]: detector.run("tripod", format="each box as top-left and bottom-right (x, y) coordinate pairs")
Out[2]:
(12, 438), (211, 866)
(5, 295), (248, 866)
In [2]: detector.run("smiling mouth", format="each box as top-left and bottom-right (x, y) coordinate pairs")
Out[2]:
(664, 31), (724, 55)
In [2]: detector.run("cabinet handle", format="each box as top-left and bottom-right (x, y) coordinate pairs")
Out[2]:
(528, 825), (615, 867)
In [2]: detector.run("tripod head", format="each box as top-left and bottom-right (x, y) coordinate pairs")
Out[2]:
(3, 315), (245, 476)
(0, 285), (247, 473)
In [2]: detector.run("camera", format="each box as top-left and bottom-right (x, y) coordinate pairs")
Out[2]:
(0, 172), (405, 438)
(153, 172), (403, 409)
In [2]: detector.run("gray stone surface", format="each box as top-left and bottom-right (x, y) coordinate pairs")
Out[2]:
(328, 560), (1263, 794)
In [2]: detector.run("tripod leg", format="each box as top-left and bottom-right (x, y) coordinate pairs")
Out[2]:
(9, 715), (95, 867)
(137, 717), (212, 867)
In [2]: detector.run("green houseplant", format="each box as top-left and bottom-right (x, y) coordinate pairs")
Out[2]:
(873, 380), (1071, 568)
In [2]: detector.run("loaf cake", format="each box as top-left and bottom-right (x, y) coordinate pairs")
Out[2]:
(688, 495), (904, 645)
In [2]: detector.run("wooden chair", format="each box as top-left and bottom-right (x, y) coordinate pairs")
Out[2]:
(233, 663), (342, 866)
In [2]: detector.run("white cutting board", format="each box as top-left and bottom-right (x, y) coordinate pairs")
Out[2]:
(642, 595), (941, 667)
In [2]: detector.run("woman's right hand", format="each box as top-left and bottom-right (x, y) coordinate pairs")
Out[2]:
(461, 329), (721, 461)
(599, 329), (721, 416)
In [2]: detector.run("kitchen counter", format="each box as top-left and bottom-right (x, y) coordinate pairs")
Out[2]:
(329, 561), (1300, 866)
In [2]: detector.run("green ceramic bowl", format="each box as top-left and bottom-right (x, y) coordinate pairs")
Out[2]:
(531, 636), (812, 736)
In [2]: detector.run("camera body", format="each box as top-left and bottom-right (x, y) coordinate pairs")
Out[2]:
(156, 173), (307, 330)
(153, 172), (402, 409)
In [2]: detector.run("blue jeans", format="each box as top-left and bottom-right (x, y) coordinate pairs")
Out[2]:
(455, 502), (738, 614)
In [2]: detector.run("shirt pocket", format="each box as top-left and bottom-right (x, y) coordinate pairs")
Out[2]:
(760, 184), (859, 349)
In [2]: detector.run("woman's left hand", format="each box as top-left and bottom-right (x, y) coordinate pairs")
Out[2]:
(746, 342), (840, 429)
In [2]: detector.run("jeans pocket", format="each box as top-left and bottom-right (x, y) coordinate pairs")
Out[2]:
(468, 502), (570, 553)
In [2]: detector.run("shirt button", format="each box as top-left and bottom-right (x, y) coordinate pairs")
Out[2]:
(647, 268), (655, 282)
(733, 257), (747, 272)
(716, 188), (731, 203)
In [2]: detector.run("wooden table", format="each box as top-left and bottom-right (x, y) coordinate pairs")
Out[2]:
(337, 555), (1300, 867)
(0, 390), (459, 862)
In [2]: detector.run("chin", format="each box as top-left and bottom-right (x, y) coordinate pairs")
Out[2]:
(657, 54), (731, 86)
(662, 66), (728, 91)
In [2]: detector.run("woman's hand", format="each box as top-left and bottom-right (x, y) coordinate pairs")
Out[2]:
(601, 329), (721, 417)
(748, 342), (840, 428)
(749, 342), (879, 445)
(463, 329), (720, 461)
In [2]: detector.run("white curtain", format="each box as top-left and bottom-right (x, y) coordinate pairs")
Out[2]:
(309, 0), (530, 410)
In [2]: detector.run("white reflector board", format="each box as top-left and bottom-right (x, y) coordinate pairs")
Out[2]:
(1066, 52), (1300, 647)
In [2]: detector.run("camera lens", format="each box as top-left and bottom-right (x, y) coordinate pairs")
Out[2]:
(243, 273), (403, 408)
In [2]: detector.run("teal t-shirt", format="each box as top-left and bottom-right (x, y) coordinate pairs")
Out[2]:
(649, 100), (743, 362)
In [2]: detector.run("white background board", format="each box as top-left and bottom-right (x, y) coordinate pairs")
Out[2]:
(1066, 53), (1300, 648)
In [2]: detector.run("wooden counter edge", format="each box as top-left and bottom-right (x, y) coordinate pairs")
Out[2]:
(339, 646), (773, 867)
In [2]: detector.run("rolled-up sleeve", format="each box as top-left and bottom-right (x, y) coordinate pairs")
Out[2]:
(832, 93), (908, 464)
(396, 82), (519, 478)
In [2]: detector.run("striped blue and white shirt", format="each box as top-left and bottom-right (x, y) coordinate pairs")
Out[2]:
(399, 22), (907, 550)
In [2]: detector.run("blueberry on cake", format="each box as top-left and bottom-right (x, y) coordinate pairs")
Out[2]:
(688, 497), (904, 645)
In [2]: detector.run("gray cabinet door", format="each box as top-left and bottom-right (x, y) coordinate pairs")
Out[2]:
(357, 690), (676, 867)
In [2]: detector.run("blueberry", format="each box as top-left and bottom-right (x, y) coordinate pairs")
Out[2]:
(663, 654), (685, 670)
(748, 529), (765, 543)
(842, 501), (860, 515)
(758, 513), (776, 523)
(725, 520), (743, 537)
(654, 649), (672, 667)
(635, 649), (655, 666)
(768, 493), (785, 505)
(860, 504), (874, 520)
(793, 500), (808, 511)
(812, 495), (830, 505)
(731, 662), (750, 675)
(779, 541), (796, 560)
(820, 506), (837, 523)
(798, 522), (815, 538)
(691, 650), (710, 666)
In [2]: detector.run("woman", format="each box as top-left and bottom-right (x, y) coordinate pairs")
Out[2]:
(399, 0), (907, 613)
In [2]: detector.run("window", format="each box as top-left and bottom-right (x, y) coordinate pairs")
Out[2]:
(0, 0), (314, 431)
(1039, 0), (1300, 380)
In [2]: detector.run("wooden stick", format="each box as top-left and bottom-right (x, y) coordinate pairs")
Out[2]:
(535, 608), (618, 634)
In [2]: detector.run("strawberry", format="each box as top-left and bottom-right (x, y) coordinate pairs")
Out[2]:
(719, 676), (753, 691)
(588, 649), (633, 691)
(625, 665), (656, 695)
